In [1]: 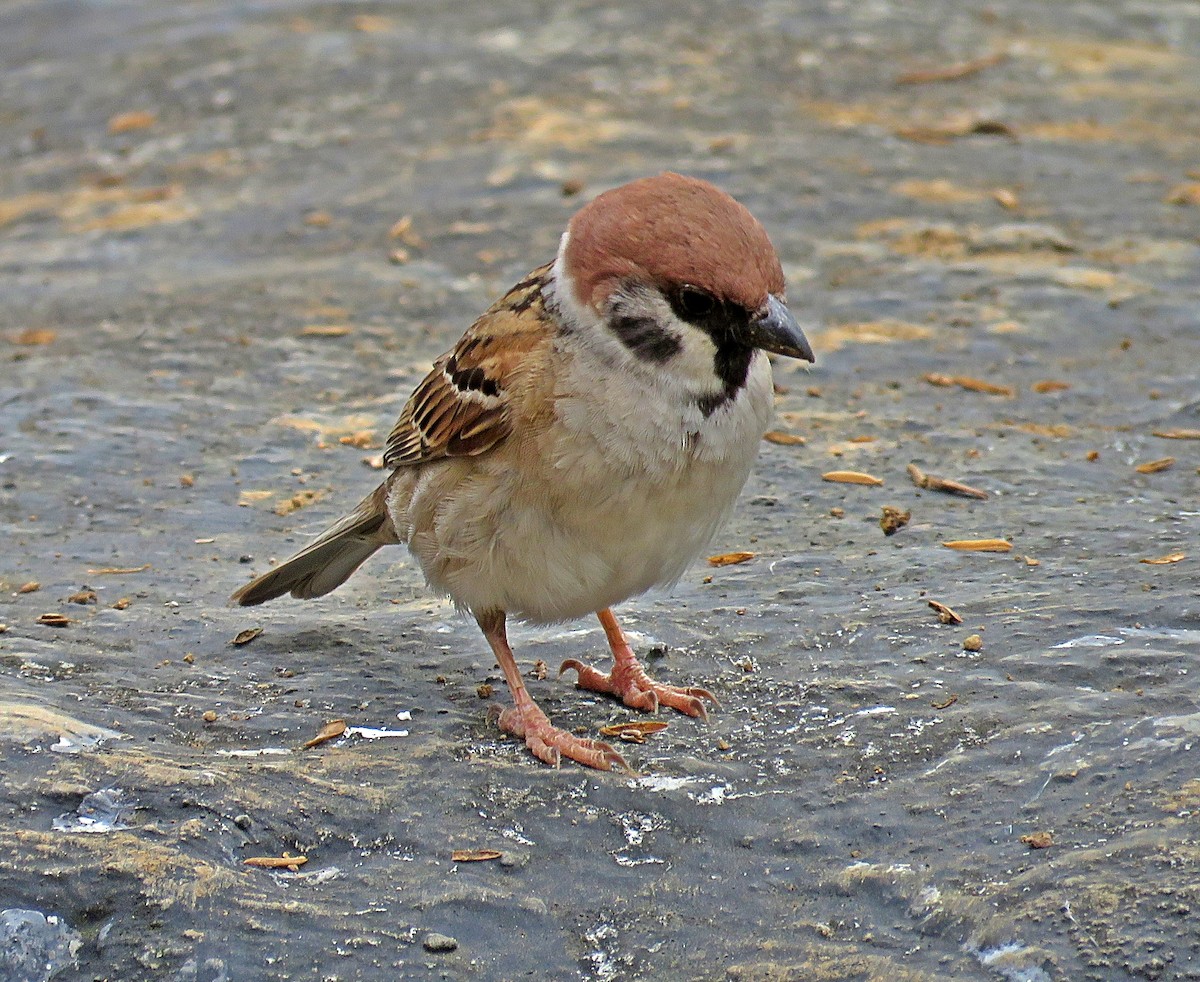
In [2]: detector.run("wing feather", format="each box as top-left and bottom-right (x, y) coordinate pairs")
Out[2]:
(383, 263), (555, 468)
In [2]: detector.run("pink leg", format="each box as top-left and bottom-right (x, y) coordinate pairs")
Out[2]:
(477, 610), (629, 772)
(560, 608), (718, 719)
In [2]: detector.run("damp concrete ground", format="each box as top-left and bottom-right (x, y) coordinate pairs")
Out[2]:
(1, 1), (1198, 979)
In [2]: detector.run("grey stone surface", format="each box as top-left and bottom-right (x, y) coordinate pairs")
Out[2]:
(1, 1), (1198, 979)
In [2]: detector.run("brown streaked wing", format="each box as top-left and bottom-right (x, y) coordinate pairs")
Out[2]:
(382, 264), (554, 468)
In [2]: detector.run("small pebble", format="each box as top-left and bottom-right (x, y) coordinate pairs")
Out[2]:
(423, 932), (458, 953)
(963, 634), (983, 652)
(203, 710), (218, 723)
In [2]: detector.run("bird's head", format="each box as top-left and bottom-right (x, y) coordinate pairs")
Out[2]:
(551, 173), (814, 397)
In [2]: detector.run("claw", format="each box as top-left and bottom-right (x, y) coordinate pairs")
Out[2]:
(497, 703), (629, 772)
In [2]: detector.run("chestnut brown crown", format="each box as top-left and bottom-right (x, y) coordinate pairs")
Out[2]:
(562, 173), (786, 315)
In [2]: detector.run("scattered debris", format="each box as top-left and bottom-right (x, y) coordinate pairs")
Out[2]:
(230, 627), (263, 646)
(299, 324), (352, 337)
(707, 551), (755, 567)
(1031, 379), (1071, 393)
(451, 849), (503, 862)
(923, 373), (1014, 397)
(942, 539), (1012, 552)
(928, 600), (963, 625)
(907, 463), (988, 500)
(1140, 552), (1185, 565)
(763, 431), (806, 445)
(880, 505), (911, 535)
(1135, 457), (1175, 474)
(302, 719), (347, 749)
(599, 721), (669, 743)
(86, 564), (150, 575)
(244, 853), (307, 871)
(932, 694), (959, 710)
(895, 51), (1007, 85)
(52, 788), (133, 833)
(107, 110), (156, 134)
(821, 470), (884, 486)
(11, 328), (57, 346)
(422, 933), (458, 954)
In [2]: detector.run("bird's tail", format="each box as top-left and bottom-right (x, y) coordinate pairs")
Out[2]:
(231, 481), (399, 606)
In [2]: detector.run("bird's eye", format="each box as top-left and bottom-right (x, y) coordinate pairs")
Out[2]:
(677, 285), (716, 321)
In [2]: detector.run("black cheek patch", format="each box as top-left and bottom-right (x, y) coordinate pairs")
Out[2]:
(609, 315), (682, 363)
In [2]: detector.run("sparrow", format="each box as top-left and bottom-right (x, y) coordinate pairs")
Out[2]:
(232, 172), (814, 771)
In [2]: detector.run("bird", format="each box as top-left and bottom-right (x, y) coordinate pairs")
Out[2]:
(231, 172), (814, 771)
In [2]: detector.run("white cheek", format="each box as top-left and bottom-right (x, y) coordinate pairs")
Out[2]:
(668, 326), (720, 390)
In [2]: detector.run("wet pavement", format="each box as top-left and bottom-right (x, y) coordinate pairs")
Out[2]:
(1, 0), (1199, 979)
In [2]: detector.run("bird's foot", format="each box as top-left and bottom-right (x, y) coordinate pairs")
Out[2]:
(559, 656), (718, 720)
(497, 700), (630, 772)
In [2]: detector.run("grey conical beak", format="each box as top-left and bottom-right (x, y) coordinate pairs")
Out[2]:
(744, 295), (815, 362)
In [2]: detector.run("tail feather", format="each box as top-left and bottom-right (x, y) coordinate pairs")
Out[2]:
(231, 482), (399, 606)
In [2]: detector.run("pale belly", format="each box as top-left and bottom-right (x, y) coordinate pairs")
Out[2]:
(394, 352), (775, 624)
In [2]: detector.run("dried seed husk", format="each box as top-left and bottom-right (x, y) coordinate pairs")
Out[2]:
(1135, 457), (1175, 474)
(942, 538), (1012, 552)
(707, 551), (756, 567)
(1140, 552), (1185, 565)
(822, 470), (884, 486)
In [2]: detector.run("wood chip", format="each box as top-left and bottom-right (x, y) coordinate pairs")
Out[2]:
(895, 51), (1007, 85)
(67, 590), (97, 605)
(707, 551), (756, 567)
(451, 849), (503, 862)
(1135, 457), (1175, 474)
(942, 538), (1012, 552)
(1020, 832), (1052, 849)
(17, 581), (40, 594)
(1153, 429), (1200, 440)
(230, 627), (263, 646)
(244, 853), (308, 871)
(37, 613), (71, 627)
(821, 470), (884, 486)
(1140, 552), (1185, 565)
(1031, 379), (1071, 393)
(880, 506), (911, 536)
(302, 719), (347, 749)
(763, 431), (806, 445)
(906, 463), (989, 500)
(87, 564), (151, 575)
(931, 694), (958, 710)
(928, 600), (963, 625)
